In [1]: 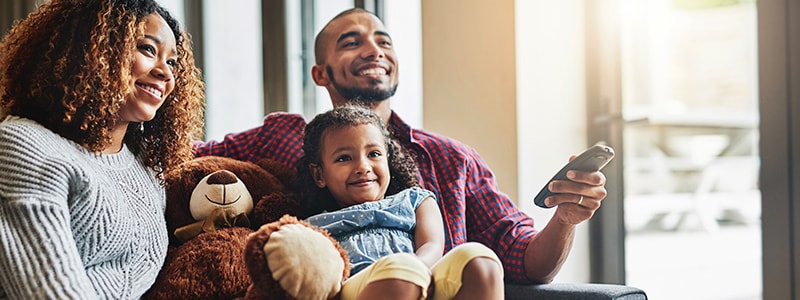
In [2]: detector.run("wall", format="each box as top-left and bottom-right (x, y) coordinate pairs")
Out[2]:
(384, 0), (424, 128)
(516, 0), (590, 283)
(0, 0), (37, 35)
(420, 0), (590, 283)
(420, 0), (519, 201)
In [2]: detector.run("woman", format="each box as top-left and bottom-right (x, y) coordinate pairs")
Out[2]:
(0, 0), (204, 298)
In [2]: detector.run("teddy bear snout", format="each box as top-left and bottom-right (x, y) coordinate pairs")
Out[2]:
(189, 169), (255, 222)
(205, 170), (238, 185)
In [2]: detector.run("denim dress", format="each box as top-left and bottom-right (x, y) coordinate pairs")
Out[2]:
(305, 187), (434, 275)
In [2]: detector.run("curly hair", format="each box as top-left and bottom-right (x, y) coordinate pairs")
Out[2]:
(296, 105), (419, 215)
(0, 0), (205, 177)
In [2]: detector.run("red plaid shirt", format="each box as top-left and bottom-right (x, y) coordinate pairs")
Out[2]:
(193, 111), (538, 283)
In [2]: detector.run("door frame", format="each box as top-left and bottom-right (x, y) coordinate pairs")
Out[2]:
(585, 0), (627, 284)
(758, 0), (800, 299)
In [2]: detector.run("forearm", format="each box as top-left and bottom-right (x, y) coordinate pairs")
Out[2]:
(0, 203), (97, 299)
(415, 243), (443, 268)
(414, 195), (445, 268)
(523, 218), (576, 283)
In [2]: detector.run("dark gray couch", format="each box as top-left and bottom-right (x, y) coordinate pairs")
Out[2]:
(506, 283), (648, 300)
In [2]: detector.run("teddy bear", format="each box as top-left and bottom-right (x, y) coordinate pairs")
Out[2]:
(143, 156), (350, 300)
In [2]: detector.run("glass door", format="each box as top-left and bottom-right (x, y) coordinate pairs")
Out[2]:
(616, 0), (761, 299)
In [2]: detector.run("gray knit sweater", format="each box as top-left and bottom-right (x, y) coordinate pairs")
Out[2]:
(0, 116), (168, 299)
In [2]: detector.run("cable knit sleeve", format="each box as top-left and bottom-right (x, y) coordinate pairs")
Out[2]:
(0, 119), (99, 299)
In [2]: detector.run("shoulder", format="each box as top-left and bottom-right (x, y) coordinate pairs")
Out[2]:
(262, 112), (307, 128)
(0, 116), (47, 136)
(250, 112), (308, 141)
(411, 127), (481, 160)
(412, 126), (473, 151)
(391, 187), (436, 208)
(0, 116), (70, 155)
(389, 112), (482, 164)
(0, 117), (78, 192)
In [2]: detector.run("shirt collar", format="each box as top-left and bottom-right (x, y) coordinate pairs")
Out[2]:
(388, 110), (414, 143)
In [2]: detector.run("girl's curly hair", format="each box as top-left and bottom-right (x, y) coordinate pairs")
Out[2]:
(296, 105), (419, 216)
(0, 0), (205, 177)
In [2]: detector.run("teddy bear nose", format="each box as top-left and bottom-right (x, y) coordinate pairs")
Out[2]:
(206, 170), (238, 185)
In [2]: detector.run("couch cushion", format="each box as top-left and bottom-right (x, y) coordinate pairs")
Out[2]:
(505, 283), (648, 300)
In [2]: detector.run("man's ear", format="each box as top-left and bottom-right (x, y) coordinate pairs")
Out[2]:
(311, 64), (329, 86)
(310, 163), (326, 188)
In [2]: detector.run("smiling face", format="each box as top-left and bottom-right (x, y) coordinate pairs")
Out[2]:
(119, 13), (177, 124)
(312, 11), (398, 104)
(311, 123), (391, 208)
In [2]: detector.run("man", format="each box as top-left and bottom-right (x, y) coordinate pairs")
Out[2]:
(194, 8), (607, 284)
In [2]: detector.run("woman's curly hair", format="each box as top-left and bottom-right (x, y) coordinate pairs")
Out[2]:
(296, 105), (419, 216)
(0, 0), (205, 178)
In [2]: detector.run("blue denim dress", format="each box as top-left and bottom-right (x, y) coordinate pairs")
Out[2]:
(305, 187), (434, 275)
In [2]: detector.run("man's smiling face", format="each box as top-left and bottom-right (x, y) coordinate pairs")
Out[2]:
(316, 12), (398, 102)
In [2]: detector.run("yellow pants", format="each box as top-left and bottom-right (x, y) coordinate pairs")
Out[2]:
(340, 242), (502, 300)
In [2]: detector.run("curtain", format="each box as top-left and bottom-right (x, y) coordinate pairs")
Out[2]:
(1, 0), (38, 36)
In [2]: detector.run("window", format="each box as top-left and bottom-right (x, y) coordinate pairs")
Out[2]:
(165, 0), (423, 140)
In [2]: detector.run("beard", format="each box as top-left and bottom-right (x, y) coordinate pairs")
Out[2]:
(327, 66), (398, 103)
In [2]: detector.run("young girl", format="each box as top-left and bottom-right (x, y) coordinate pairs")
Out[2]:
(0, 0), (204, 298)
(296, 105), (504, 300)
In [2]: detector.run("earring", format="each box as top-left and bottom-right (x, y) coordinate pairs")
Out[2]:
(139, 122), (145, 132)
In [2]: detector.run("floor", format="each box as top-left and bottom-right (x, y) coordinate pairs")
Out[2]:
(625, 223), (762, 300)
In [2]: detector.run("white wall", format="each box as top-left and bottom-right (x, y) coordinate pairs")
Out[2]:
(201, 0), (264, 141)
(516, 0), (590, 283)
(420, 0), (591, 283)
(383, 0), (423, 128)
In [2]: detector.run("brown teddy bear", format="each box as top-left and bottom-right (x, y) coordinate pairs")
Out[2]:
(143, 156), (350, 300)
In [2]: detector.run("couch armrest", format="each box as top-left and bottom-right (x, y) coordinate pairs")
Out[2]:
(505, 283), (648, 300)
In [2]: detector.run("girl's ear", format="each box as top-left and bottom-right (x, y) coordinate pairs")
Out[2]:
(310, 163), (326, 188)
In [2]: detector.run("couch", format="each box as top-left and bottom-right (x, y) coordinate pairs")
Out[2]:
(506, 282), (648, 300)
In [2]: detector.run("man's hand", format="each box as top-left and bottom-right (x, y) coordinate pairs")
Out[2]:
(544, 155), (608, 225)
(524, 156), (608, 282)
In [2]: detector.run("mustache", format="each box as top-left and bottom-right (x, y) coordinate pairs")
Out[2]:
(326, 65), (398, 101)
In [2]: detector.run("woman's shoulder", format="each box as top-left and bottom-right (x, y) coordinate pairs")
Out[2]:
(0, 117), (82, 194)
(2, 115), (68, 142)
(2, 116), (49, 144)
(0, 116), (77, 163)
(1, 115), (36, 130)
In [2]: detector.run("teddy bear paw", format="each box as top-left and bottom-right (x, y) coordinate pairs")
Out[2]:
(243, 215), (350, 300)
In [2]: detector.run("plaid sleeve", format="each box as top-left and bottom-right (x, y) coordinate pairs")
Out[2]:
(463, 147), (538, 283)
(396, 115), (539, 283)
(192, 112), (306, 167)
